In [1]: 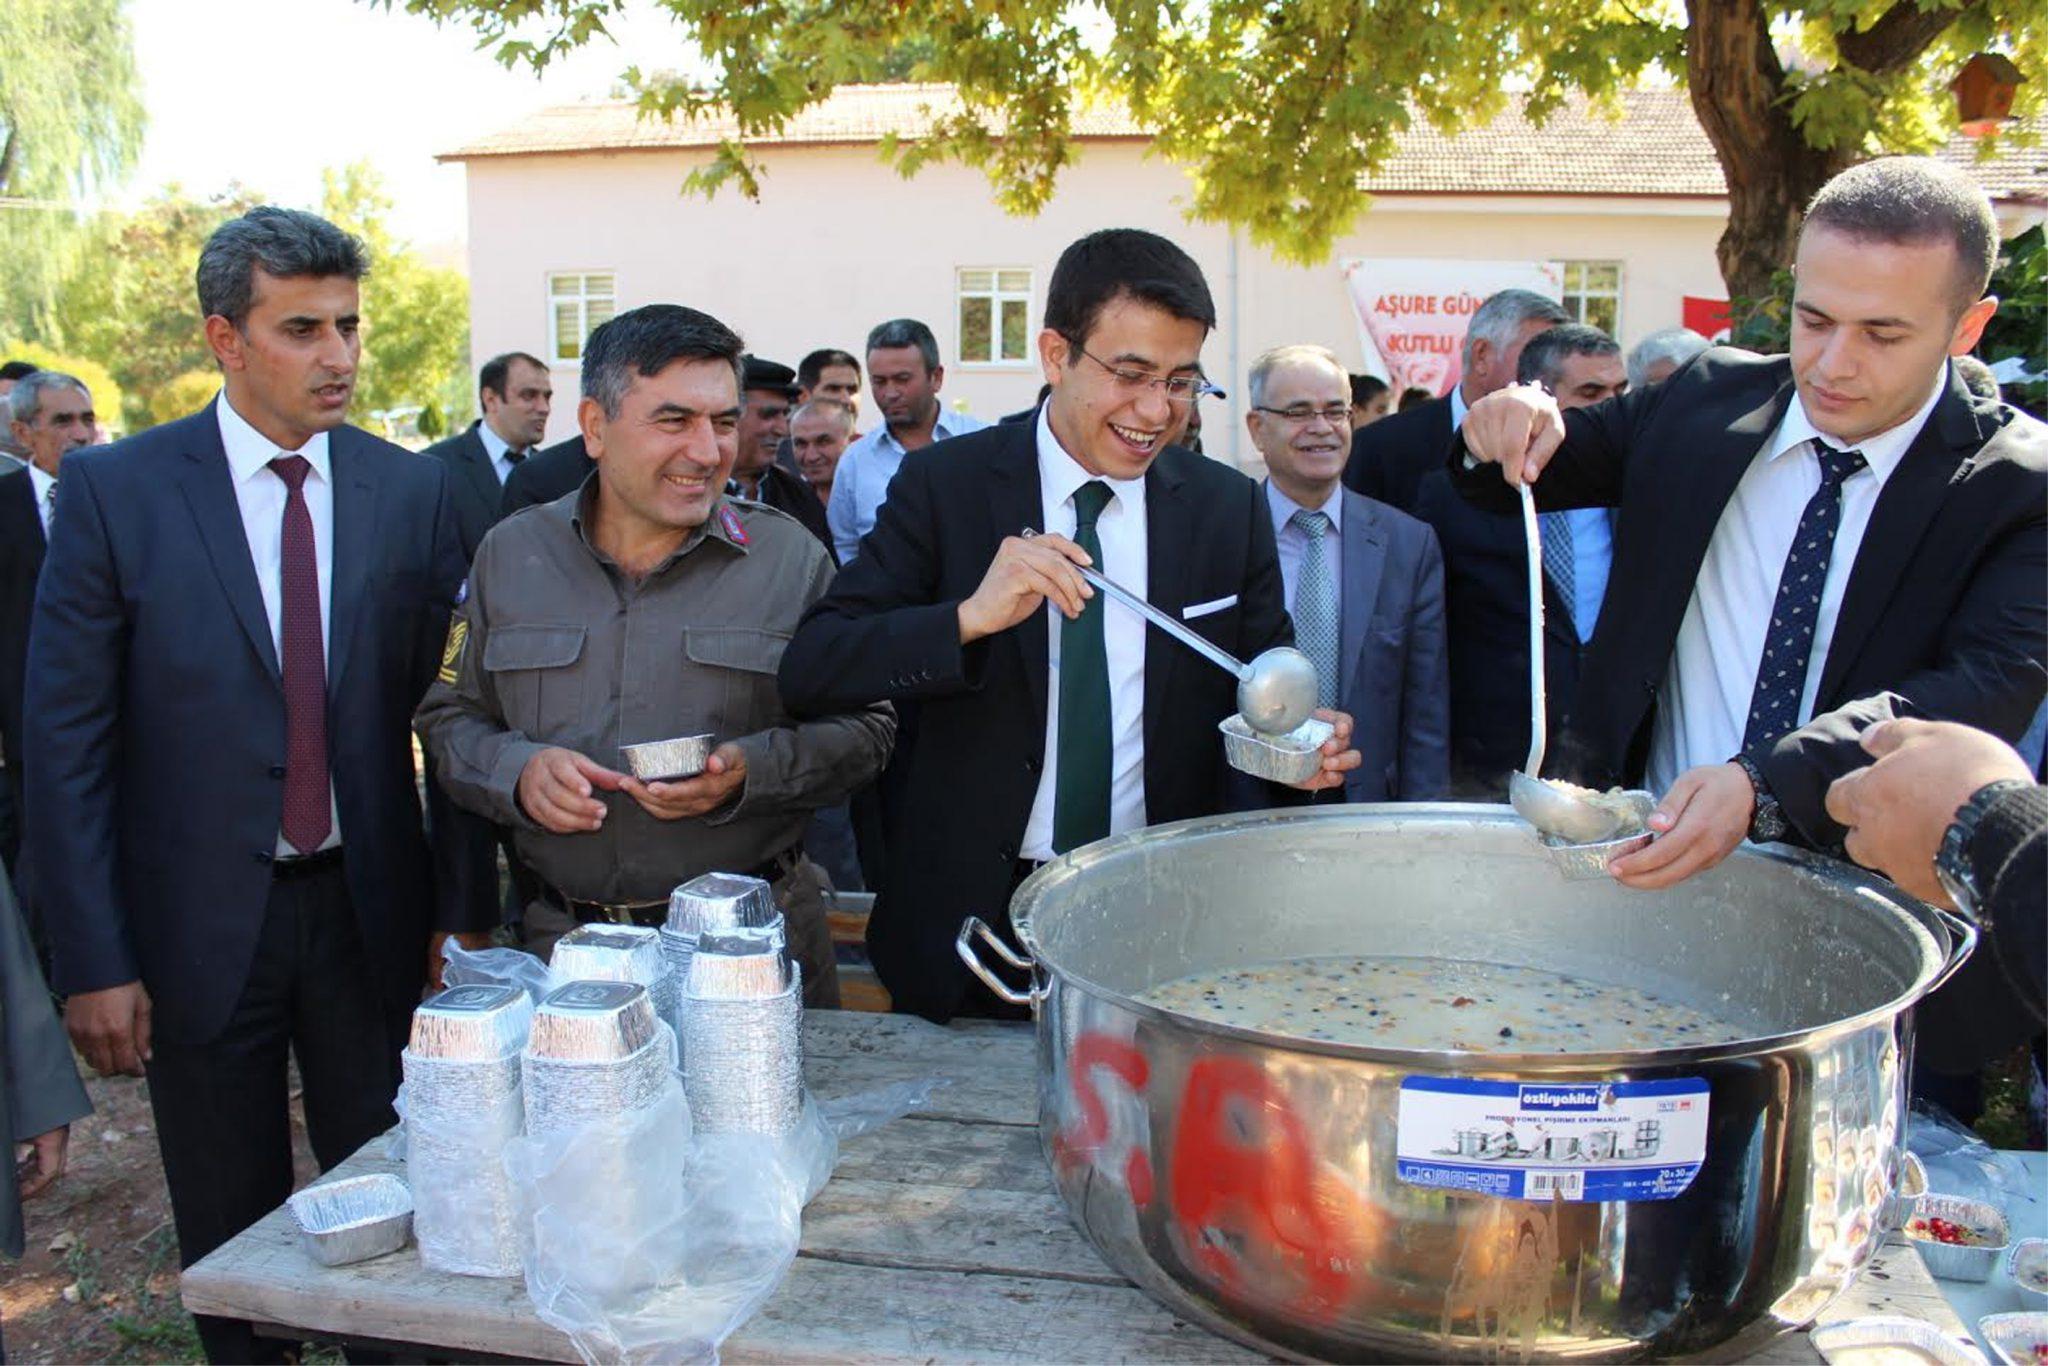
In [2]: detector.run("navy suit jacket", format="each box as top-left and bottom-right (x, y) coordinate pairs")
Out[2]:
(421, 422), (505, 562)
(0, 470), (45, 827)
(22, 403), (473, 1043)
(1344, 396), (1453, 514)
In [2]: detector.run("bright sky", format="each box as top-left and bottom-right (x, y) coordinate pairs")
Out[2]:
(124, 0), (700, 251)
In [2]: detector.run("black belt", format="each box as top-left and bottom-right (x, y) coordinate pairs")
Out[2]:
(547, 847), (802, 928)
(273, 847), (344, 880)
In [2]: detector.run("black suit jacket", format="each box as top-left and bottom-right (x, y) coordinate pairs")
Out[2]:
(0, 470), (45, 829)
(422, 422), (509, 562)
(1344, 396), (1454, 513)
(22, 403), (476, 1044)
(779, 419), (1292, 1021)
(501, 435), (592, 517)
(742, 463), (835, 560)
(1452, 349), (2048, 846)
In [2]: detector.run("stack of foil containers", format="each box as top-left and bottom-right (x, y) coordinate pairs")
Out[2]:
(549, 924), (682, 1053)
(682, 929), (803, 1136)
(662, 873), (786, 991)
(523, 981), (671, 1138)
(403, 984), (534, 1277)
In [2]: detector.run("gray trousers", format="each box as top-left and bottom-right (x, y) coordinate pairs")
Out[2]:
(525, 856), (842, 1010)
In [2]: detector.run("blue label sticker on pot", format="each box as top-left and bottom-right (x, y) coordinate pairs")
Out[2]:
(1395, 1076), (1710, 1202)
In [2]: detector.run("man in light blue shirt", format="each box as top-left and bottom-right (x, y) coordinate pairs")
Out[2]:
(828, 318), (989, 563)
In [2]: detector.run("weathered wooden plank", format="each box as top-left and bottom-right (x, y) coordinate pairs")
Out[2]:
(1745, 1242), (1973, 1364)
(805, 1013), (1039, 1127)
(832, 1115), (1048, 1192)
(804, 1176), (1117, 1284)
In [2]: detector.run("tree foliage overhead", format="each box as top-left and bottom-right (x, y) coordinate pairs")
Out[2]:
(385, 0), (2045, 302)
(0, 0), (146, 331)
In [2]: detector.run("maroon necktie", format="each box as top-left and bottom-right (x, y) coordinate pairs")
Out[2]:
(269, 455), (331, 854)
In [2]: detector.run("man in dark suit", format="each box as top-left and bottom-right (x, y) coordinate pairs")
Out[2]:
(1344, 288), (1568, 513)
(780, 229), (1359, 1022)
(0, 371), (97, 881)
(23, 207), (484, 1363)
(422, 350), (552, 560)
(1412, 324), (1627, 796)
(732, 355), (834, 553)
(1457, 156), (2045, 895)
(1244, 344), (1447, 800)
(501, 431), (592, 514)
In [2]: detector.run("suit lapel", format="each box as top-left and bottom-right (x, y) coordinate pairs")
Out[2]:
(986, 422), (1050, 735)
(326, 427), (380, 698)
(177, 404), (280, 682)
(1142, 452), (1191, 763)
(1815, 371), (1980, 704)
(2, 475), (43, 572)
(1337, 490), (1386, 705)
(455, 426), (500, 513)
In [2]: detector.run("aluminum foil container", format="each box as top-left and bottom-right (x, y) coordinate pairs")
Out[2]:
(288, 1174), (414, 1267)
(528, 980), (658, 1061)
(1884, 1150), (1928, 1231)
(1983, 1312), (2048, 1366)
(1219, 713), (1335, 785)
(1535, 790), (1656, 881)
(1905, 1193), (2010, 1282)
(550, 924), (682, 1047)
(619, 733), (713, 781)
(683, 935), (801, 1135)
(1810, 1316), (1984, 1366)
(667, 872), (781, 941)
(525, 982), (670, 1139)
(408, 984), (533, 1060)
(2009, 1239), (2048, 1305)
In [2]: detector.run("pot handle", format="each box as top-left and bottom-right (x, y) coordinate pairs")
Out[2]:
(1922, 902), (1979, 995)
(955, 916), (1044, 1007)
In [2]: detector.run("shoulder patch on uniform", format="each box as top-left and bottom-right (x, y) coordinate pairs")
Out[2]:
(718, 503), (749, 546)
(438, 618), (469, 685)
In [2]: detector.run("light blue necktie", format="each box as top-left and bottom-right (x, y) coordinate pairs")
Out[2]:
(1289, 509), (1339, 709)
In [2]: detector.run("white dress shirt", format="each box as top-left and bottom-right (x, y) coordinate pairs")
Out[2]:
(477, 421), (528, 485)
(217, 392), (343, 852)
(1265, 480), (1344, 617)
(1647, 369), (1947, 791)
(28, 463), (56, 537)
(827, 408), (992, 563)
(1019, 405), (1148, 861)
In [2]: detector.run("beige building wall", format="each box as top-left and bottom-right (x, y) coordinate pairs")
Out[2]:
(460, 141), (1730, 465)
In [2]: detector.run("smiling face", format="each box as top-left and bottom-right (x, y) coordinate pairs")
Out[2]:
(1247, 359), (1351, 502)
(1041, 293), (1209, 480)
(735, 386), (793, 478)
(482, 356), (553, 450)
(583, 357), (740, 542)
(790, 402), (852, 490)
(205, 269), (360, 450)
(1790, 224), (1996, 446)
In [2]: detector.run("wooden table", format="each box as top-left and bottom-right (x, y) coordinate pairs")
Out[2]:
(184, 1012), (1972, 1363)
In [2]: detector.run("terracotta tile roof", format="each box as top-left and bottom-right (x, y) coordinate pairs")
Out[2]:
(441, 84), (2048, 203)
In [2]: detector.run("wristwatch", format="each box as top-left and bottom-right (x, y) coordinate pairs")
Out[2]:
(1933, 778), (2031, 920)
(1729, 753), (1787, 843)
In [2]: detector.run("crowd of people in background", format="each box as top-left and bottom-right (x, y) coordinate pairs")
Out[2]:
(0, 153), (2042, 1363)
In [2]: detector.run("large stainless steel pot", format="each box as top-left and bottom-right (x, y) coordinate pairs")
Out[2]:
(956, 805), (1973, 1362)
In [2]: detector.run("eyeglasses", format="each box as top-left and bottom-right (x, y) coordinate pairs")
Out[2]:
(1073, 345), (1222, 405)
(1252, 404), (1352, 426)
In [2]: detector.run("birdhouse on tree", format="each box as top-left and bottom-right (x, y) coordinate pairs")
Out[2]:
(1953, 53), (2025, 138)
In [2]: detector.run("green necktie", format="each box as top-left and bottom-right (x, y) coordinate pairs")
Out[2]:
(1053, 480), (1113, 853)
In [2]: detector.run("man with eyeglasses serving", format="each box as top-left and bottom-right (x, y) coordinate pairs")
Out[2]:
(781, 228), (1361, 1022)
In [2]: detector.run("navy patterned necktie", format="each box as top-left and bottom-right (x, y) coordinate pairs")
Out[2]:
(1741, 442), (1868, 751)
(1288, 509), (1339, 708)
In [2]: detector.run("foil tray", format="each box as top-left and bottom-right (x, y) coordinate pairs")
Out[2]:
(667, 872), (781, 939)
(408, 983), (533, 1061)
(288, 1173), (414, 1267)
(1218, 714), (1334, 785)
(528, 981), (658, 1061)
(2008, 1239), (2048, 1305)
(682, 968), (803, 1136)
(1535, 790), (1656, 881)
(1906, 1193), (2010, 1282)
(620, 734), (713, 781)
(1810, 1316), (1984, 1366)
(1982, 1311), (2048, 1366)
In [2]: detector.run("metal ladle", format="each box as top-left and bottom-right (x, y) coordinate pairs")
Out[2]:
(1503, 483), (1638, 844)
(1021, 529), (1319, 735)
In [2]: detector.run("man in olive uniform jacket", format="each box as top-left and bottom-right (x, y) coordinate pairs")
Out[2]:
(415, 305), (893, 1005)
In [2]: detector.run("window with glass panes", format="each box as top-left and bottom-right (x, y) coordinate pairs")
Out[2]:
(548, 272), (617, 363)
(1560, 261), (1622, 335)
(957, 268), (1033, 364)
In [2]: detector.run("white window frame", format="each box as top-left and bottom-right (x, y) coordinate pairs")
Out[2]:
(1559, 260), (1624, 337)
(547, 270), (618, 364)
(955, 267), (1035, 368)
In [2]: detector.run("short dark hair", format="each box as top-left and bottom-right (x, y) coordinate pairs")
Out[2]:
(0, 361), (38, 383)
(1044, 228), (1215, 348)
(798, 348), (861, 390)
(196, 206), (368, 329)
(1516, 323), (1621, 387)
(1803, 156), (1999, 309)
(1398, 386), (1434, 411)
(865, 319), (939, 373)
(1349, 373), (1388, 407)
(479, 351), (547, 400)
(581, 304), (744, 418)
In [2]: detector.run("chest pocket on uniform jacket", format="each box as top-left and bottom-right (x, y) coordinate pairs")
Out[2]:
(684, 626), (789, 732)
(483, 624), (587, 740)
